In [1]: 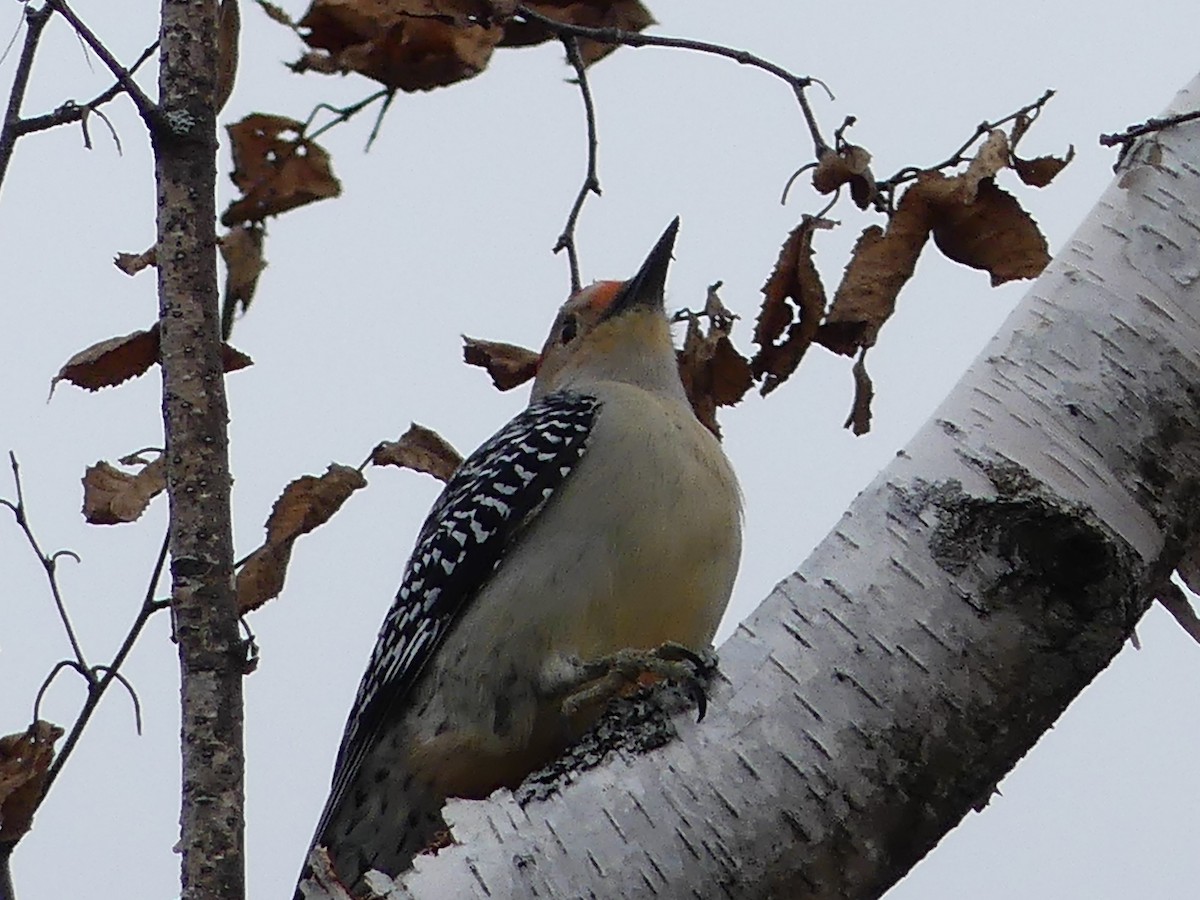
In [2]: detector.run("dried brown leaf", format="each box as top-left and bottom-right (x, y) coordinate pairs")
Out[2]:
(462, 336), (540, 391)
(221, 343), (255, 373)
(82, 455), (167, 525)
(298, 0), (504, 91)
(959, 129), (1010, 198)
(819, 188), (933, 357)
(236, 544), (293, 616)
(928, 177), (1050, 286)
(216, 0), (241, 113)
(220, 225), (267, 320)
(236, 464), (367, 612)
(113, 246), (156, 276)
(812, 144), (876, 209)
(51, 328), (159, 393)
(0, 721), (63, 842)
(51, 324), (254, 396)
(222, 114), (341, 226)
(1012, 145), (1075, 187)
(676, 283), (753, 439)
(500, 0), (654, 64)
(751, 217), (834, 395)
(371, 424), (464, 483)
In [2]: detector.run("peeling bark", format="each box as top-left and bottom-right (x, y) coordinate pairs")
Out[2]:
(383, 73), (1200, 900)
(155, 2), (244, 899)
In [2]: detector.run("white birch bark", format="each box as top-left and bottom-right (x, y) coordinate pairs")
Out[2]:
(382, 73), (1200, 900)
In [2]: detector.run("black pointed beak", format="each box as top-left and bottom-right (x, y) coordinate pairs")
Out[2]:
(603, 217), (679, 319)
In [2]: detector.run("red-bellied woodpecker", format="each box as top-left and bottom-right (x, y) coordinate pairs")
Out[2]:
(298, 219), (742, 897)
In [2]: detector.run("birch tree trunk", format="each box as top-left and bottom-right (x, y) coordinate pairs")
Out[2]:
(387, 72), (1200, 900)
(156, 2), (244, 899)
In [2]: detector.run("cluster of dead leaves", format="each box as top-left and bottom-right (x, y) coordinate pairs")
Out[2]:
(750, 126), (1072, 432)
(277, 0), (653, 92)
(459, 121), (1070, 437)
(0, 721), (62, 843)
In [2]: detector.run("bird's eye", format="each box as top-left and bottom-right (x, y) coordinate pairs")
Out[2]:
(559, 314), (578, 344)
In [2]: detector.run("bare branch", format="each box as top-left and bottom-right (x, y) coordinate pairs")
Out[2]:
(1100, 108), (1200, 170)
(877, 89), (1057, 204)
(2, 454), (91, 679)
(14, 40), (157, 141)
(0, 3), (54, 194)
(42, 530), (170, 793)
(554, 36), (601, 294)
(44, 0), (157, 128)
(514, 5), (830, 155)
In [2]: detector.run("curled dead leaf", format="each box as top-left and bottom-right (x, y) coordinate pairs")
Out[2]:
(371, 424), (464, 483)
(113, 246), (156, 276)
(751, 217), (834, 395)
(812, 144), (876, 209)
(82, 454), (167, 525)
(675, 283), (753, 439)
(220, 225), (267, 332)
(1012, 145), (1075, 187)
(297, 0), (505, 91)
(236, 464), (367, 612)
(502, 1), (655, 65)
(50, 324), (254, 396)
(958, 129), (1010, 200)
(819, 188), (932, 357)
(0, 721), (63, 843)
(222, 114), (341, 226)
(462, 336), (540, 391)
(926, 176), (1050, 286)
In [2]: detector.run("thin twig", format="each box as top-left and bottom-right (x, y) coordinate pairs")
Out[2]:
(1100, 108), (1200, 170)
(1099, 109), (1200, 147)
(555, 36), (602, 294)
(15, 40), (157, 140)
(0, 3), (55, 194)
(2, 454), (92, 679)
(42, 529), (170, 793)
(44, 0), (157, 127)
(364, 89), (396, 151)
(877, 89), (1057, 199)
(90, 666), (144, 734)
(32, 659), (91, 723)
(303, 88), (391, 142)
(514, 5), (831, 155)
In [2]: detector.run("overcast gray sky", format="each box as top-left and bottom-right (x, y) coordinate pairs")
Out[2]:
(2, 2), (1199, 898)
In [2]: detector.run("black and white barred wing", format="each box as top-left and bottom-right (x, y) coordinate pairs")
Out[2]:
(316, 390), (600, 832)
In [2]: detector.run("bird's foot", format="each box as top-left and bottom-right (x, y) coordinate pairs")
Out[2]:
(559, 641), (718, 721)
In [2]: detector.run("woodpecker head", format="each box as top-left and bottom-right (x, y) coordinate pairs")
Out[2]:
(532, 218), (686, 401)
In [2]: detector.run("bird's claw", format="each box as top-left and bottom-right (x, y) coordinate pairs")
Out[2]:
(561, 641), (718, 722)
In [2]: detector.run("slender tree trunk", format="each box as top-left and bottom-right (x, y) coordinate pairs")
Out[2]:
(155, 2), (244, 899)
(386, 73), (1200, 900)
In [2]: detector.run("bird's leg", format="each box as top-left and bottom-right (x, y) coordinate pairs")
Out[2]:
(556, 641), (718, 721)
